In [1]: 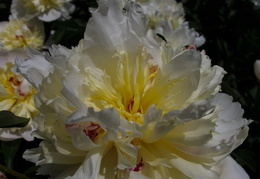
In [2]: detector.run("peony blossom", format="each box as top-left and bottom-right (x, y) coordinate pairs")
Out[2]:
(0, 51), (38, 141)
(11, 0), (75, 22)
(17, 0), (250, 178)
(0, 18), (44, 51)
(254, 59), (260, 81)
(134, 0), (206, 48)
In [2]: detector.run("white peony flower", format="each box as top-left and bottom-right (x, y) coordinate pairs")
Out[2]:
(133, 0), (205, 48)
(17, 0), (250, 178)
(11, 0), (75, 22)
(254, 59), (260, 81)
(0, 57), (38, 141)
(0, 18), (44, 51)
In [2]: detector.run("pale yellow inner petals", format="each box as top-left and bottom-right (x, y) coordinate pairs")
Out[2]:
(85, 46), (179, 124)
(0, 63), (36, 115)
(0, 19), (44, 50)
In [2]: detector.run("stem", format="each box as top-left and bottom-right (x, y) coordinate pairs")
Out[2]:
(0, 164), (30, 179)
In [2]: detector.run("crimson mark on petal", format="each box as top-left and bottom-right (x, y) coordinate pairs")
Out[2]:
(185, 44), (197, 49)
(83, 122), (100, 141)
(130, 158), (144, 172)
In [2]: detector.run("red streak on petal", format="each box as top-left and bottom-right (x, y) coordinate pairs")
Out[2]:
(127, 96), (135, 112)
(18, 89), (25, 96)
(15, 35), (24, 40)
(66, 124), (80, 128)
(130, 158), (144, 172)
(185, 44), (197, 49)
(84, 122), (100, 141)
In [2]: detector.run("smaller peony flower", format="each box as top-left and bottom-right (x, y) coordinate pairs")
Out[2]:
(136, 0), (185, 30)
(254, 59), (260, 81)
(0, 18), (44, 51)
(135, 0), (205, 48)
(11, 0), (75, 22)
(0, 57), (38, 141)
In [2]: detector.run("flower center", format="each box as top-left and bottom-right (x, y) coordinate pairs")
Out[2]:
(9, 76), (25, 96)
(0, 63), (36, 118)
(84, 46), (185, 125)
(66, 122), (105, 142)
(83, 122), (101, 141)
(0, 19), (44, 50)
(85, 47), (164, 124)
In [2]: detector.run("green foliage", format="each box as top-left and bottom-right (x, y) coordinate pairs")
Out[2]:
(0, 111), (30, 128)
(1, 139), (22, 169)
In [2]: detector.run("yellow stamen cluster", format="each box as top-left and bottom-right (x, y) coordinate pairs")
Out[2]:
(22, 0), (66, 13)
(85, 47), (177, 124)
(0, 63), (36, 117)
(0, 19), (44, 50)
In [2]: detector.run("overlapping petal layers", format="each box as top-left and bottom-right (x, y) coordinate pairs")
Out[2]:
(17, 0), (250, 178)
(11, 0), (75, 22)
(0, 60), (38, 141)
(134, 0), (205, 48)
(0, 18), (44, 51)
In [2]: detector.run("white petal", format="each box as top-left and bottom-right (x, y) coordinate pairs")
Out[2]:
(15, 47), (54, 88)
(65, 145), (110, 179)
(218, 156), (249, 179)
(38, 9), (62, 22)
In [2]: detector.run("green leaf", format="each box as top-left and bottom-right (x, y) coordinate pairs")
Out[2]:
(23, 165), (40, 176)
(0, 111), (30, 128)
(1, 139), (22, 169)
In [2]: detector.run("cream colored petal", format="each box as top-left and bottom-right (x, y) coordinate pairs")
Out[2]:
(38, 9), (62, 22)
(40, 141), (85, 165)
(0, 99), (16, 109)
(115, 141), (139, 170)
(188, 51), (226, 103)
(169, 156), (219, 179)
(129, 171), (151, 179)
(15, 47), (54, 88)
(141, 98), (214, 143)
(163, 118), (216, 157)
(65, 144), (112, 179)
(98, 146), (119, 179)
(216, 156), (249, 179)
(38, 164), (78, 179)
